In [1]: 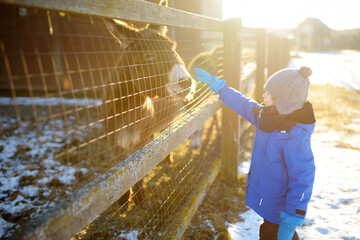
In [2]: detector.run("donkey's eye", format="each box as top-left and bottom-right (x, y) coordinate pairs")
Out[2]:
(143, 53), (156, 62)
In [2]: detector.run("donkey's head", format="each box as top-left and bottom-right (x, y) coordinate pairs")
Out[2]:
(105, 20), (194, 100)
(102, 19), (196, 159)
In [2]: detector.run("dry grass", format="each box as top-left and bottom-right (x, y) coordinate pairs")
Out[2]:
(309, 84), (360, 133)
(183, 175), (248, 240)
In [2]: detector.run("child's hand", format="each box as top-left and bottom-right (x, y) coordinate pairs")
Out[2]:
(278, 211), (304, 240)
(194, 68), (226, 95)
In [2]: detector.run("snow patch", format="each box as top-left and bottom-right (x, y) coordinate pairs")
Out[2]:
(238, 158), (250, 175)
(0, 218), (13, 237)
(0, 97), (101, 107)
(118, 230), (140, 239)
(229, 131), (360, 240)
(227, 209), (262, 239)
(288, 51), (360, 91)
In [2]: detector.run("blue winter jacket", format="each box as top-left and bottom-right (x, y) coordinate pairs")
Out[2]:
(219, 85), (316, 224)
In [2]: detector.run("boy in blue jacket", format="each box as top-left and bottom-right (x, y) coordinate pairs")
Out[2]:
(194, 67), (316, 240)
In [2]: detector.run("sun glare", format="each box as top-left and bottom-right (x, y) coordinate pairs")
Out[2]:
(223, 0), (360, 30)
(223, 0), (302, 28)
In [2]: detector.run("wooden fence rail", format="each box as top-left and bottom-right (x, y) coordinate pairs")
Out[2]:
(0, 0), (223, 31)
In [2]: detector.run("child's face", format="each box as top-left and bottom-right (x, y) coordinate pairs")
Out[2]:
(263, 91), (274, 107)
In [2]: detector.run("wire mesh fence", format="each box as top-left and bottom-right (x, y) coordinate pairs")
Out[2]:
(74, 115), (221, 239)
(0, 3), (226, 239)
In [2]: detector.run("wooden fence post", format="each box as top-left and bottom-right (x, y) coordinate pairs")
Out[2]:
(221, 18), (242, 182)
(267, 34), (291, 77)
(254, 28), (266, 103)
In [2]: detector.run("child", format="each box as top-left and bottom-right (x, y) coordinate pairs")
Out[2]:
(194, 67), (316, 240)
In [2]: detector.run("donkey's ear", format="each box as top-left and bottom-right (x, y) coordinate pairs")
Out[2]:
(146, 0), (168, 36)
(104, 19), (137, 48)
(146, 24), (168, 36)
(146, 0), (167, 5)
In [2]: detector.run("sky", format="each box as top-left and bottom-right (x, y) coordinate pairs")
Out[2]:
(223, 0), (360, 30)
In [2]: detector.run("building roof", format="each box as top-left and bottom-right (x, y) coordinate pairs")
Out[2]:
(299, 17), (332, 32)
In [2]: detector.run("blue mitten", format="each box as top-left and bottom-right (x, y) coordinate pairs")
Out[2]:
(278, 211), (304, 240)
(194, 68), (226, 95)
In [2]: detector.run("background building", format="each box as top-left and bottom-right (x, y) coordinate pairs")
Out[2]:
(295, 18), (332, 52)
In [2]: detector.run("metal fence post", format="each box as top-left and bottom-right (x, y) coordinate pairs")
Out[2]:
(255, 28), (266, 103)
(221, 18), (242, 182)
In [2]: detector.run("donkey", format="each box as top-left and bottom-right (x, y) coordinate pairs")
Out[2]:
(102, 20), (195, 204)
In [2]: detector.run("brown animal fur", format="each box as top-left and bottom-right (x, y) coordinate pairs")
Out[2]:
(101, 20), (195, 204)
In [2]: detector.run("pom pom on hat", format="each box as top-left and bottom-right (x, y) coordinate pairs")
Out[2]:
(264, 66), (312, 115)
(299, 66), (312, 79)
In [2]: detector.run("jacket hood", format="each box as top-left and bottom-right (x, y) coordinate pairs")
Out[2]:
(252, 101), (316, 133)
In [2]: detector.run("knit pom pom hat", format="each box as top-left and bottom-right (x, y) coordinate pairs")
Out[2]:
(264, 66), (312, 115)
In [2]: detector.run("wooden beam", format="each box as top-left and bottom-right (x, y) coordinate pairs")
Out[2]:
(14, 97), (222, 240)
(0, 0), (224, 31)
(221, 18), (242, 181)
(255, 28), (266, 103)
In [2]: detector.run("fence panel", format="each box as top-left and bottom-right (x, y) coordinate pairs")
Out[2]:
(0, 1), (254, 239)
(0, 2), (225, 239)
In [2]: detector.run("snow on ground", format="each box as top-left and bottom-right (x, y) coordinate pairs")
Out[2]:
(0, 97), (101, 237)
(300, 132), (360, 239)
(228, 51), (360, 239)
(231, 131), (360, 240)
(227, 209), (262, 239)
(0, 96), (101, 107)
(288, 51), (360, 91)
